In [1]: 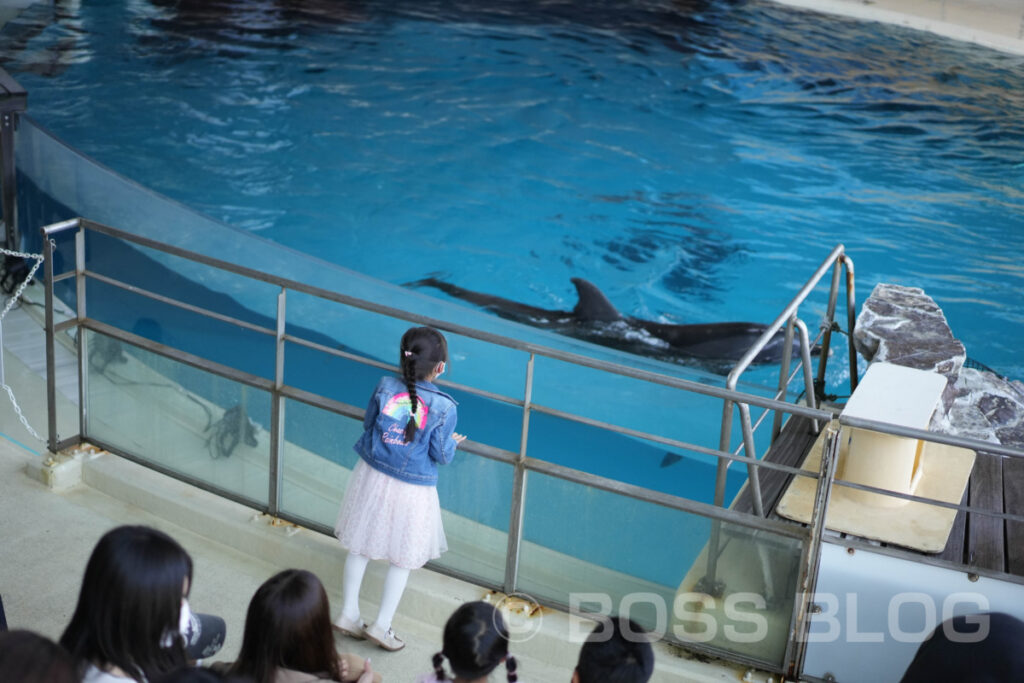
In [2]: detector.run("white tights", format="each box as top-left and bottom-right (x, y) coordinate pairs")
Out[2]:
(340, 552), (410, 632)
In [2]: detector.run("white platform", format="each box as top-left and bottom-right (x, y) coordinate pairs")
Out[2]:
(777, 421), (975, 552)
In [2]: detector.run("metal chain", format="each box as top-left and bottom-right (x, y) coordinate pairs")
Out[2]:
(1, 382), (43, 441)
(0, 243), (51, 442)
(0, 249), (45, 320)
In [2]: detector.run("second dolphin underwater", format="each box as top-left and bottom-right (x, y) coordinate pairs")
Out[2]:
(408, 277), (815, 368)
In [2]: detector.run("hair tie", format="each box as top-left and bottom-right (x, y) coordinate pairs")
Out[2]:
(506, 655), (518, 682)
(403, 350), (413, 357)
(432, 651), (447, 681)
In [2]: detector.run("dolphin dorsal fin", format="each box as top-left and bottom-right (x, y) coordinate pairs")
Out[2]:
(571, 278), (622, 322)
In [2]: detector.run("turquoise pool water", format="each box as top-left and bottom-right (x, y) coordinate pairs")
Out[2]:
(3, 0), (1024, 603)
(3, 0), (1023, 382)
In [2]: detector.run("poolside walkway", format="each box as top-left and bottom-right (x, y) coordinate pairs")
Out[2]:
(3, 0), (1024, 55)
(0, 0), (32, 29)
(774, 0), (1024, 55)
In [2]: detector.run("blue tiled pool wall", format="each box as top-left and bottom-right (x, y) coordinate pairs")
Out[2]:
(17, 120), (749, 587)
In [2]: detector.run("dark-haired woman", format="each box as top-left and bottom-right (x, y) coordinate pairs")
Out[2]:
(415, 601), (517, 683)
(226, 569), (379, 683)
(333, 326), (466, 652)
(60, 525), (222, 683)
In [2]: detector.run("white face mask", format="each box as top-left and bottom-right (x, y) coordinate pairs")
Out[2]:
(160, 598), (194, 648)
(180, 598), (193, 638)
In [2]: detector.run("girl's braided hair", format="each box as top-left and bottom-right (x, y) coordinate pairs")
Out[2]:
(431, 601), (516, 681)
(399, 326), (448, 443)
(431, 651), (447, 680)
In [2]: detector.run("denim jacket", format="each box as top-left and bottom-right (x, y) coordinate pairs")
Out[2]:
(354, 375), (459, 486)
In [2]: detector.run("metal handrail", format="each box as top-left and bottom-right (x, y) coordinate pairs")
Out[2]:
(42, 217), (848, 674)
(68, 305), (836, 483)
(46, 218), (838, 417)
(42, 215), (842, 492)
(46, 216), (1024, 677)
(726, 246), (855, 472)
(702, 246), (855, 590)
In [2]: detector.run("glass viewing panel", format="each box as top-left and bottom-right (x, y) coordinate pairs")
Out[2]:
(283, 289), (412, 401)
(531, 354), (727, 450)
(278, 397), (363, 528)
(82, 232), (282, 325)
(46, 228), (79, 327)
(83, 329), (271, 507)
(674, 521), (803, 668)
(51, 329), (80, 445)
(523, 409), (746, 507)
(83, 274), (278, 381)
(283, 335), (387, 412)
(530, 353), (783, 466)
(431, 451), (513, 587)
(517, 471), (802, 669)
(28, 325), (79, 445)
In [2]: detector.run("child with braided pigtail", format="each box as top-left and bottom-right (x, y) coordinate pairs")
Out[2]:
(401, 344), (424, 442)
(415, 602), (519, 683)
(333, 327), (467, 653)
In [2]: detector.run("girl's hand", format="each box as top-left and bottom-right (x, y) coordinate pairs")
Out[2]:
(453, 432), (467, 446)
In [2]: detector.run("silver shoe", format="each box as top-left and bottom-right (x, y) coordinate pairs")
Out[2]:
(332, 614), (367, 640)
(364, 622), (405, 651)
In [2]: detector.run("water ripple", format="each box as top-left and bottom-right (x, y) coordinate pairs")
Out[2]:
(2, 0), (1023, 378)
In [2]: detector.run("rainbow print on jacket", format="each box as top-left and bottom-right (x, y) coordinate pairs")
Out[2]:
(382, 392), (429, 429)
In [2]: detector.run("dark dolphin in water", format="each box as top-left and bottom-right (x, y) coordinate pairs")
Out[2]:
(408, 277), (812, 367)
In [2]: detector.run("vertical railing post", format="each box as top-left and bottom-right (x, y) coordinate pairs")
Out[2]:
(738, 402), (765, 517)
(1, 106), (22, 249)
(504, 352), (534, 593)
(783, 423), (841, 678)
(814, 258), (843, 397)
(76, 227), (88, 438)
(698, 398), (735, 594)
(268, 287), (287, 515)
(844, 256), (858, 394)
(43, 232), (58, 454)
(794, 319), (818, 428)
(771, 315), (797, 443)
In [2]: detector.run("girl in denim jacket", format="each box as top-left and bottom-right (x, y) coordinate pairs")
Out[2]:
(333, 326), (466, 653)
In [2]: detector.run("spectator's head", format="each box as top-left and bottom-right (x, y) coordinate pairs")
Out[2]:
(433, 601), (517, 682)
(230, 569), (342, 683)
(0, 629), (78, 683)
(900, 612), (1024, 683)
(60, 525), (194, 682)
(573, 616), (654, 683)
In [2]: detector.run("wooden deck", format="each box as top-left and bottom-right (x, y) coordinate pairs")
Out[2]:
(733, 415), (1024, 579)
(940, 451), (1024, 577)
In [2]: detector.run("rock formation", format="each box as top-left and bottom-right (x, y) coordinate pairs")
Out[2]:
(853, 283), (1024, 449)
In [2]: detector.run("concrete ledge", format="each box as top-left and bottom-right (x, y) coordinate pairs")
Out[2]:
(25, 449), (84, 491)
(773, 0), (1024, 56)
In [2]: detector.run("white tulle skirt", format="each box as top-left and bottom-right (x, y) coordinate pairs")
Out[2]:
(334, 459), (447, 569)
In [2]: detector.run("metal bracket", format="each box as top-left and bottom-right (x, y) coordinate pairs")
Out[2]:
(693, 575), (726, 598)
